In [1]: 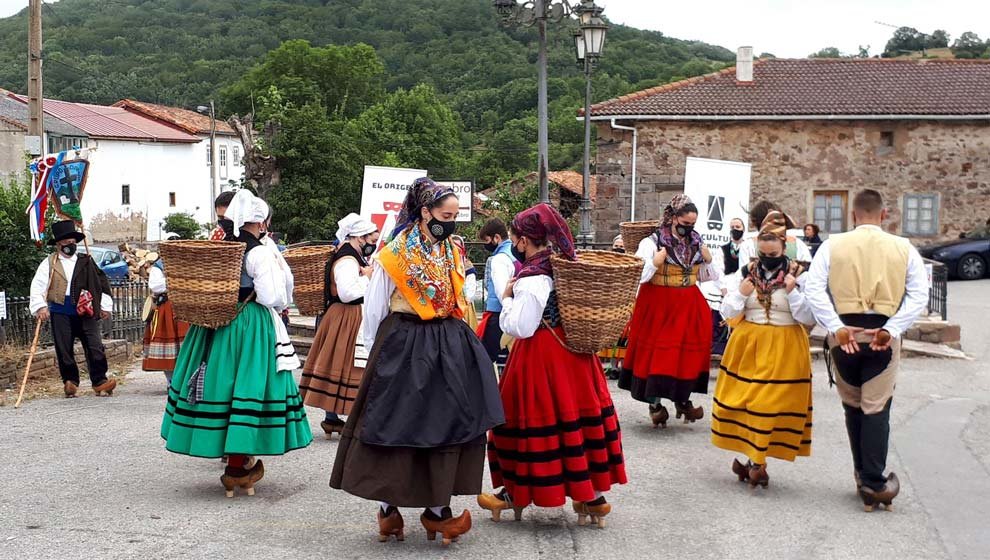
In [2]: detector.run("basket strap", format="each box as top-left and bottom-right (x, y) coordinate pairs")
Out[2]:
(541, 318), (590, 355)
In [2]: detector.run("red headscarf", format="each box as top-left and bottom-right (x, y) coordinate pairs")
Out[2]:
(510, 203), (576, 279)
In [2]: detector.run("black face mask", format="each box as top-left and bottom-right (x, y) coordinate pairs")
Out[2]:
(760, 255), (787, 270)
(218, 218), (235, 239)
(730, 229), (744, 241)
(362, 242), (376, 257)
(60, 243), (77, 257)
(612, 247), (625, 253)
(483, 242), (499, 254)
(511, 244), (526, 262)
(427, 217), (456, 243)
(675, 224), (694, 237)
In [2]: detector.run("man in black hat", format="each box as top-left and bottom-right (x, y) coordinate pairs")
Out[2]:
(29, 220), (117, 397)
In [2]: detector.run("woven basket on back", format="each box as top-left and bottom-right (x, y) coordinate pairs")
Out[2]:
(620, 221), (659, 254)
(159, 240), (245, 329)
(283, 243), (336, 316)
(551, 250), (644, 354)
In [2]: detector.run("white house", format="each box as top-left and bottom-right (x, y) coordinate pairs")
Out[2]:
(3, 92), (245, 242)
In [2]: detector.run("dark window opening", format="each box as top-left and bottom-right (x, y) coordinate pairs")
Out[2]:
(121, 184), (130, 205)
(168, 192), (176, 207)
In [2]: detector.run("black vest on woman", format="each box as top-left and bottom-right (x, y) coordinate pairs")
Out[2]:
(324, 243), (368, 309)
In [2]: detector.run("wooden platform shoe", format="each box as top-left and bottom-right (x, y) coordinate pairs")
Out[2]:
(220, 458), (265, 498)
(477, 491), (526, 522)
(63, 381), (78, 398)
(320, 419), (345, 440)
(420, 508), (472, 546)
(674, 401), (703, 424)
(377, 506), (405, 542)
(572, 497), (611, 528)
(93, 378), (117, 397)
(649, 403), (669, 429)
(859, 473), (899, 512)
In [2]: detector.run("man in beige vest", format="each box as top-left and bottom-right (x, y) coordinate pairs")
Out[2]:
(29, 221), (117, 397)
(805, 189), (928, 512)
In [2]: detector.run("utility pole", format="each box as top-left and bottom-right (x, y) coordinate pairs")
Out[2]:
(535, 0), (549, 203)
(27, 0), (44, 154)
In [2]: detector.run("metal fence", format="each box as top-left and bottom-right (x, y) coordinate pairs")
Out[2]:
(1, 279), (149, 347)
(926, 259), (948, 321)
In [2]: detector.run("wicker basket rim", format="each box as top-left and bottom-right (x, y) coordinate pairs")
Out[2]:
(550, 250), (644, 269)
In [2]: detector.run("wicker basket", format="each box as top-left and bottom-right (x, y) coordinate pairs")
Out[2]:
(620, 220), (659, 253)
(159, 240), (245, 328)
(551, 250), (644, 354)
(283, 244), (336, 316)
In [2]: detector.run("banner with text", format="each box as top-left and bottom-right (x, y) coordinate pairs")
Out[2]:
(434, 180), (474, 223)
(683, 157), (753, 250)
(360, 165), (427, 247)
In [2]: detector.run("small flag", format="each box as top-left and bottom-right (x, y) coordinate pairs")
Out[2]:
(25, 160), (50, 242)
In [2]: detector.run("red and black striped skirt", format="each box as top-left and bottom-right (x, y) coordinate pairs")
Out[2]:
(488, 326), (627, 507)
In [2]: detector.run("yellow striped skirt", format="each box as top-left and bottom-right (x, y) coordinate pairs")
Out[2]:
(711, 320), (813, 464)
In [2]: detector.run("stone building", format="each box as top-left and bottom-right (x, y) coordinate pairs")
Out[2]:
(588, 50), (990, 244)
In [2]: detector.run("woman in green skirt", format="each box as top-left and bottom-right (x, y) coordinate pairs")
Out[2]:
(161, 190), (312, 497)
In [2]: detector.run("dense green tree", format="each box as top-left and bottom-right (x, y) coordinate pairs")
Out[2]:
(162, 212), (203, 239)
(0, 178), (49, 295)
(809, 47), (842, 58)
(952, 32), (989, 59)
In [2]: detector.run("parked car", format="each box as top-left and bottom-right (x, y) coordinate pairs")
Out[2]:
(78, 246), (130, 280)
(919, 227), (990, 281)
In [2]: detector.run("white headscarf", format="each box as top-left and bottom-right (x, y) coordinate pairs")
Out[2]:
(228, 189), (270, 233)
(335, 213), (378, 244)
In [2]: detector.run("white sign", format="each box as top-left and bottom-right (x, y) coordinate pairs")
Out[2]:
(0, 291), (6, 320)
(434, 180), (474, 223)
(360, 165), (427, 246)
(683, 157), (753, 250)
(683, 157), (753, 310)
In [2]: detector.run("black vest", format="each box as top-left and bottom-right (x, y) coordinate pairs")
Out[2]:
(722, 242), (740, 275)
(325, 243), (368, 309)
(237, 230), (264, 302)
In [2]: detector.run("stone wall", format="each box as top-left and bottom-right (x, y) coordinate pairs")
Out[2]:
(88, 210), (148, 243)
(0, 129), (26, 184)
(0, 339), (132, 390)
(593, 119), (990, 243)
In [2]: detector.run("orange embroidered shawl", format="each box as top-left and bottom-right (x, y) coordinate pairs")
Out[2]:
(378, 224), (466, 321)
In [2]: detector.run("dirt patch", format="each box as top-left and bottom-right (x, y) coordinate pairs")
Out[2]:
(0, 354), (135, 407)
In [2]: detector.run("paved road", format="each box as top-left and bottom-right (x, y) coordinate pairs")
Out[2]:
(2, 280), (988, 560)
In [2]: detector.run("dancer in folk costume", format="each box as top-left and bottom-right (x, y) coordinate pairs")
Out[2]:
(711, 212), (816, 488)
(142, 254), (190, 385)
(299, 213), (380, 439)
(29, 220), (118, 397)
(330, 178), (504, 546)
(452, 235), (480, 330)
(161, 189), (311, 498)
(805, 190), (928, 511)
(478, 204), (627, 529)
(618, 194), (721, 428)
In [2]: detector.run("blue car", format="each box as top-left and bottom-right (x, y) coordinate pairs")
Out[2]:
(919, 227), (990, 281)
(78, 246), (130, 280)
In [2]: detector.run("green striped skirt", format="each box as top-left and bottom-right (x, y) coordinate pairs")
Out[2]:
(161, 302), (313, 458)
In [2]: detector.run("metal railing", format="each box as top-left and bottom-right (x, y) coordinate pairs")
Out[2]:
(926, 259), (948, 321)
(1, 279), (149, 347)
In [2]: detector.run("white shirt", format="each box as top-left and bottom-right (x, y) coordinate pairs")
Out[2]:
(720, 270), (816, 326)
(148, 266), (167, 295)
(361, 260), (396, 350)
(333, 255), (370, 304)
(246, 244), (292, 312)
(634, 235), (721, 288)
(804, 225), (929, 339)
(500, 275), (554, 339)
(488, 252), (515, 308)
(262, 236), (294, 305)
(30, 254), (113, 315)
(464, 273), (478, 303)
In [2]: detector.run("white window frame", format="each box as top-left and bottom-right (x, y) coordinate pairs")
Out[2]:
(219, 146), (228, 180)
(232, 145), (240, 167)
(902, 193), (939, 237)
(206, 144), (212, 166)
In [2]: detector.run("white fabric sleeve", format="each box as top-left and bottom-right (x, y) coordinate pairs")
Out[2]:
(489, 253), (514, 304)
(698, 259), (721, 286)
(795, 237), (813, 262)
(148, 267), (167, 295)
(636, 237), (657, 284)
(464, 273), (477, 302)
(883, 246), (930, 338)
(362, 261), (394, 350)
(246, 248), (288, 310)
(334, 257), (370, 304)
(786, 280), (817, 326)
(29, 258), (50, 315)
(499, 275), (553, 339)
(803, 239), (844, 334)
(737, 237), (756, 270)
(719, 273), (747, 320)
(101, 292), (114, 314)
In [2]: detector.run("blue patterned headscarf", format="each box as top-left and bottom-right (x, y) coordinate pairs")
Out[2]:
(389, 177), (457, 241)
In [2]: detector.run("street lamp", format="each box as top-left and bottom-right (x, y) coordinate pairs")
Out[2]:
(493, 0), (606, 205)
(573, 1), (607, 245)
(196, 102), (218, 223)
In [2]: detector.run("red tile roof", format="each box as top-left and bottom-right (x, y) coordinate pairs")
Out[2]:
(113, 99), (237, 136)
(4, 92), (199, 142)
(547, 170), (597, 201)
(590, 58), (990, 118)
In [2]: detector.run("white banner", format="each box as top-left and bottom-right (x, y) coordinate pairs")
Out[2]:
(434, 180), (474, 223)
(683, 157), (753, 250)
(360, 166), (427, 246)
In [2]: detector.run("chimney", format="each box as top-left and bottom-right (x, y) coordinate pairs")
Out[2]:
(736, 46), (754, 83)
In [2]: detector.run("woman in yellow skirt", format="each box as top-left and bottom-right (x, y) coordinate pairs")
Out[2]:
(711, 211), (815, 488)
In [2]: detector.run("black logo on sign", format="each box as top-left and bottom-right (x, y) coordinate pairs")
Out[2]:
(707, 195), (725, 231)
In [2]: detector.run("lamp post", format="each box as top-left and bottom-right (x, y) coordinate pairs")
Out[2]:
(493, 0), (606, 205)
(197, 101), (217, 223)
(574, 1), (607, 245)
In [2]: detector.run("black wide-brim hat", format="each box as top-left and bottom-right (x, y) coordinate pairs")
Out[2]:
(48, 220), (86, 245)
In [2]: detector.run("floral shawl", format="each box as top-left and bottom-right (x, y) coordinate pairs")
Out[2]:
(378, 223), (466, 321)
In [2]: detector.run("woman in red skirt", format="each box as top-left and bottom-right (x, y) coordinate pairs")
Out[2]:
(478, 203), (627, 529)
(143, 257), (189, 384)
(618, 194), (720, 428)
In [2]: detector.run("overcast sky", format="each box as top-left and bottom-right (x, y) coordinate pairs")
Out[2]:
(1, 0), (987, 58)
